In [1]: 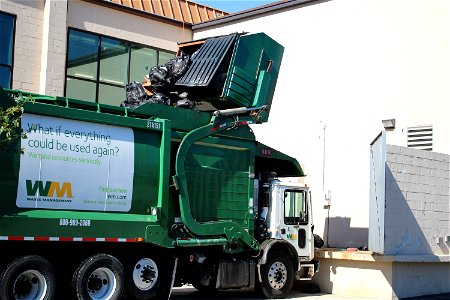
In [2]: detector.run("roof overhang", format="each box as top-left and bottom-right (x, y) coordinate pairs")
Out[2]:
(193, 0), (325, 30)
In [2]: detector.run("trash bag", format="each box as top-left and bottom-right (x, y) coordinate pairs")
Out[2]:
(176, 98), (195, 109)
(313, 234), (324, 248)
(121, 82), (171, 108)
(148, 65), (171, 87)
(120, 81), (151, 109)
(150, 93), (171, 106)
(148, 51), (190, 89)
(171, 51), (190, 79)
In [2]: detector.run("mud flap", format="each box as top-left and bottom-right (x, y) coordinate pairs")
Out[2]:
(155, 257), (178, 299)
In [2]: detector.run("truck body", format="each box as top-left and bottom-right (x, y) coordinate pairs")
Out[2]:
(0, 32), (317, 300)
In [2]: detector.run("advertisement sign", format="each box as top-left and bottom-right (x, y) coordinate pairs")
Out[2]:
(16, 114), (134, 212)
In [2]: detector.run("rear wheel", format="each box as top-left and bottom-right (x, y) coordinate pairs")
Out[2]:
(72, 253), (124, 300)
(0, 255), (56, 300)
(258, 251), (294, 299)
(126, 257), (159, 299)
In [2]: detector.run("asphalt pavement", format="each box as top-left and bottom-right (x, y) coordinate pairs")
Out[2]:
(170, 285), (450, 300)
(171, 285), (375, 299)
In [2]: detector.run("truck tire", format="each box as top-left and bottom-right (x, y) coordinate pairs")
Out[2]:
(126, 257), (159, 299)
(258, 251), (294, 299)
(0, 255), (55, 300)
(72, 253), (124, 300)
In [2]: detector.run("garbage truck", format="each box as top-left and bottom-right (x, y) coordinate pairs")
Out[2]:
(0, 32), (318, 300)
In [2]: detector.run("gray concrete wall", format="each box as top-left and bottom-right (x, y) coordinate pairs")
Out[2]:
(392, 261), (450, 299)
(385, 145), (450, 255)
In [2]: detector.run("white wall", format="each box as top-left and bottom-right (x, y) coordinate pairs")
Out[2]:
(194, 0), (450, 248)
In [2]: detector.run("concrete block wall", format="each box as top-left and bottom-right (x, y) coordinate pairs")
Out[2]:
(385, 145), (450, 255)
(39, 0), (68, 96)
(0, 0), (44, 93)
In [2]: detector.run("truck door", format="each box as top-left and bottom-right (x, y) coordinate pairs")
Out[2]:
(280, 188), (313, 259)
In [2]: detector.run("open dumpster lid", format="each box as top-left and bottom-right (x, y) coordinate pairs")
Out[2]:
(255, 142), (305, 177)
(176, 34), (238, 87)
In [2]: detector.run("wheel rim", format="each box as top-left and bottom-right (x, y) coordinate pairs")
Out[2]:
(132, 258), (158, 291)
(86, 267), (117, 300)
(13, 270), (47, 300)
(267, 261), (287, 290)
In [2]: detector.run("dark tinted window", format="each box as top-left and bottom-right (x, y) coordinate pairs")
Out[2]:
(0, 12), (15, 88)
(65, 29), (175, 105)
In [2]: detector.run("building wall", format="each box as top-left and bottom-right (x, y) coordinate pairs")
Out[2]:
(39, 0), (68, 96)
(392, 261), (450, 299)
(67, 0), (192, 53)
(0, 0), (45, 93)
(311, 257), (394, 299)
(385, 145), (450, 256)
(193, 0), (450, 248)
(313, 250), (450, 299)
(1, 0), (192, 96)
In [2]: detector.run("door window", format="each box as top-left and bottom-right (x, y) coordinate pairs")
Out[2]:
(284, 190), (307, 225)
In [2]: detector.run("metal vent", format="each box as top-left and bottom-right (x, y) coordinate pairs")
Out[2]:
(175, 34), (237, 87)
(407, 126), (433, 151)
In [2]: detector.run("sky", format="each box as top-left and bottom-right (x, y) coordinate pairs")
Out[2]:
(194, 0), (280, 13)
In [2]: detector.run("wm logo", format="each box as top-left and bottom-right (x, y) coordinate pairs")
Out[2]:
(26, 180), (73, 198)
(286, 234), (297, 240)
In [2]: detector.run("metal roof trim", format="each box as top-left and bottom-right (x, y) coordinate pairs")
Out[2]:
(193, 0), (325, 29)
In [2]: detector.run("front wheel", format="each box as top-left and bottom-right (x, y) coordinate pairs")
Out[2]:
(72, 253), (124, 300)
(0, 255), (56, 300)
(258, 251), (294, 299)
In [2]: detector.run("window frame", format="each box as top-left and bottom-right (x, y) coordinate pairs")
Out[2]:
(0, 11), (16, 89)
(64, 27), (175, 104)
(283, 189), (308, 225)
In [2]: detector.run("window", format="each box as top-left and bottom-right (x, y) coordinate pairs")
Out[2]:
(0, 12), (15, 88)
(284, 190), (308, 225)
(407, 126), (433, 151)
(65, 28), (175, 106)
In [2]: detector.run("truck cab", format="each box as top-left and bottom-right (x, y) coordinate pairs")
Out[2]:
(268, 181), (314, 262)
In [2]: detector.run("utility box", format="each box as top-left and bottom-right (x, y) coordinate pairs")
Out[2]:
(176, 33), (284, 122)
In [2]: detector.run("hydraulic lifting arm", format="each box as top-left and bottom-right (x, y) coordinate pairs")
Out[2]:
(173, 106), (267, 253)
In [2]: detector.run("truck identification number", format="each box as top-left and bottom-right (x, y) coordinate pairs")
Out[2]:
(59, 218), (91, 227)
(147, 120), (161, 130)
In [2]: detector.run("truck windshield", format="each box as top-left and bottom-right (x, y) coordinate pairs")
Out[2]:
(284, 190), (308, 225)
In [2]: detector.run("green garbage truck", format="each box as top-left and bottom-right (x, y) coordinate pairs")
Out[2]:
(0, 32), (317, 299)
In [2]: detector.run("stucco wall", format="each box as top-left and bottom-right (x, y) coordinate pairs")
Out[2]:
(67, 0), (192, 53)
(385, 145), (450, 256)
(193, 0), (450, 248)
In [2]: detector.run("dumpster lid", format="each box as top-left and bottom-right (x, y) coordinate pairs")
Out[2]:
(175, 34), (238, 87)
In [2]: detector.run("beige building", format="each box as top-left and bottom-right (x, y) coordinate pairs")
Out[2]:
(0, 0), (226, 103)
(1, 0), (449, 299)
